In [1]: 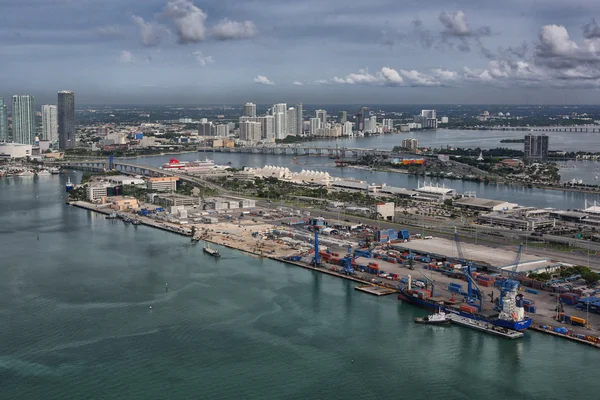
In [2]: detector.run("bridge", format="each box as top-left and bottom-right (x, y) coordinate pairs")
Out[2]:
(196, 146), (392, 158)
(530, 126), (600, 133)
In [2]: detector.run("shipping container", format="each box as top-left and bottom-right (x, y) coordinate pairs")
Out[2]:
(460, 305), (478, 314)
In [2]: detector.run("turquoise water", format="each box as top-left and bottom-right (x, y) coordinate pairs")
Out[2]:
(1, 174), (599, 399)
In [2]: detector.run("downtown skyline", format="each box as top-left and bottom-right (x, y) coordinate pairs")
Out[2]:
(3, 0), (600, 105)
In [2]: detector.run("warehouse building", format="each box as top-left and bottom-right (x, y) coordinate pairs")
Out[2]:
(153, 193), (200, 207)
(146, 176), (178, 192)
(477, 212), (555, 231)
(454, 197), (518, 211)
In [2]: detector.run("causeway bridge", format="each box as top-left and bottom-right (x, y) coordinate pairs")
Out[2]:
(195, 146), (392, 158)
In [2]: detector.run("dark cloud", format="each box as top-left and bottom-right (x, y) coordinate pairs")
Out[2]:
(582, 18), (600, 39)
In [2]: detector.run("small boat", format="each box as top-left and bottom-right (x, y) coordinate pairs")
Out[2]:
(49, 167), (61, 175)
(132, 219), (142, 225)
(203, 243), (221, 258)
(415, 310), (451, 325)
(106, 212), (118, 219)
(36, 169), (51, 176)
(17, 170), (35, 177)
(65, 177), (74, 192)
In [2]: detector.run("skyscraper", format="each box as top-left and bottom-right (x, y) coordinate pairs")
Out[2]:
(240, 121), (262, 142)
(42, 105), (58, 142)
(295, 103), (303, 136)
(12, 95), (36, 145)
(259, 115), (274, 142)
(310, 118), (321, 136)
(315, 109), (327, 126)
(524, 134), (549, 159)
(338, 111), (347, 124)
(414, 109), (438, 130)
(274, 112), (286, 140)
(0, 97), (8, 142)
(58, 90), (75, 149)
(287, 107), (297, 136)
(243, 102), (257, 117)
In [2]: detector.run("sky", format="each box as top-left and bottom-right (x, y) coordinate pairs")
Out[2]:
(3, 0), (600, 105)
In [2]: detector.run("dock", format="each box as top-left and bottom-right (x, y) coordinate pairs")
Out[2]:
(530, 325), (600, 348)
(447, 314), (524, 339)
(354, 285), (397, 296)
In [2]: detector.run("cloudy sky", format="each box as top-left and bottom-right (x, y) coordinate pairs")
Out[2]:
(3, 0), (600, 104)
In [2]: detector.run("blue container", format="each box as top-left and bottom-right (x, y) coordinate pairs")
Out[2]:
(526, 289), (539, 295)
(528, 306), (536, 313)
(449, 283), (462, 288)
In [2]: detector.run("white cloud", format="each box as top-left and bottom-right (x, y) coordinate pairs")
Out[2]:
(537, 25), (579, 58)
(431, 68), (458, 80)
(192, 51), (214, 66)
(254, 75), (274, 85)
(314, 79), (330, 85)
(132, 15), (170, 46)
(211, 19), (257, 40)
(163, 0), (207, 44)
(399, 70), (440, 86)
(332, 67), (403, 86)
(118, 50), (134, 64)
(292, 81), (304, 86)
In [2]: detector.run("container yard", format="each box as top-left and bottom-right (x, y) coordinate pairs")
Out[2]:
(69, 198), (600, 348)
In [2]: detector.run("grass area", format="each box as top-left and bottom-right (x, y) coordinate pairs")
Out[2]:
(526, 242), (577, 252)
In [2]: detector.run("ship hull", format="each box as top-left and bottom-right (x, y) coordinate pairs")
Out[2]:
(398, 287), (531, 331)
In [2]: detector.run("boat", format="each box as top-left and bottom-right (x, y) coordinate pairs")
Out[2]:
(161, 158), (215, 171)
(36, 169), (51, 176)
(398, 274), (532, 331)
(414, 309), (451, 325)
(447, 314), (524, 339)
(65, 177), (74, 192)
(203, 243), (221, 258)
(16, 170), (35, 177)
(105, 212), (118, 219)
(49, 167), (61, 175)
(132, 219), (142, 225)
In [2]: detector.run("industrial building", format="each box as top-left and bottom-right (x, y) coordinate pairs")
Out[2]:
(86, 184), (109, 202)
(477, 212), (555, 231)
(454, 197), (518, 211)
(0, 143), (33, 159)
(153, 193), (201, 207)
(376, 202), (395, 220)
(107, 175), (145, 186)
(146, 176), (178, 192)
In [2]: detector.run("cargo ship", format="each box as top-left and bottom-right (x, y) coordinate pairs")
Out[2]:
(203, 243), (220, 258)
(161, 158), (215, 171)
(398, 275), (532, 331)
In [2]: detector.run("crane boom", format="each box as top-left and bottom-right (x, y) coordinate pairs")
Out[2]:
(511, 244), (523, 279)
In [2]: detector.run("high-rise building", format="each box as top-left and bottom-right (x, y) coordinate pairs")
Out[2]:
(315, 109), (327, 126)
(287, 107), (297, 136)
(216, 124), (228, 137)
(310, 118), (321, 136)
(413, 109), (438, 130)
(295, 103), (303, 136)
(343, 121), (353, 136)
(383, 119), (394, 132)
(524, 134), (549, 159)
(243, 102), (257, 117)
(260, 115), (274, 142)
(402, 138), (419, 152)
(198, 121), (216, 136)
(12, 95), (36, 145)
(0, 97), (8, 142)
(58, 90), (75, 149)
(339, 111), (347, 124)
(239, 121), (262, 142)
(274, 112), (286, 140)
(42, 105), (58, 142)
(369, 116), (377, 133)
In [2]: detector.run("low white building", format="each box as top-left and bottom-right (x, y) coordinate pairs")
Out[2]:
(86, 184), (109, 202)
(376, 202), (395, 221)
(107, 175), (146, 185)
(0, 143), (33, 159)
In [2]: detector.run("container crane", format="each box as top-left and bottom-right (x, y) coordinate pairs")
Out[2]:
(313, 228), (321, 266)
(498, 244), (523, 311)
(343, 246), (354, 275)
(454, 228), (483, 310)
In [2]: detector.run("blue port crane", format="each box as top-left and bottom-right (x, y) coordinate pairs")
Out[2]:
(498, 244), (523, 310)
(454, 228), (483, 310)
(343, 246), (355, 275)
(313, 227), (321, 266)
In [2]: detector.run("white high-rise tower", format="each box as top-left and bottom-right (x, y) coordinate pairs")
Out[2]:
(42, 105), (58, 142)
(12, 95), (36, 145)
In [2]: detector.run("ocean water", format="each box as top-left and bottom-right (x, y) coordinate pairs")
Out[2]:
(1, 174), (599, 400)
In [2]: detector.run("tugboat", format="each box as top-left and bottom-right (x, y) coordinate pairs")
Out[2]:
(203, 242), (221, 258)
(65, 177), (74, 192)
(414, 309), (451, 325)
